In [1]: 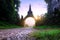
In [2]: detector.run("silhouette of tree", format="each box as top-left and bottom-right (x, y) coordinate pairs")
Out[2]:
(0, 0), (20, 25)
(44, 0), (49, 3)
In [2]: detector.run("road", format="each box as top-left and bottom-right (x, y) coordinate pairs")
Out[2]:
(0, 27), (35, 40)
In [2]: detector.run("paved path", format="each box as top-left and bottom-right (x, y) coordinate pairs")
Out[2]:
(0, 27), (35, 40)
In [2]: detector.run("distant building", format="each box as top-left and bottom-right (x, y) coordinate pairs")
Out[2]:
(20, 4), (35, 26)
(24, 4), (34, 19)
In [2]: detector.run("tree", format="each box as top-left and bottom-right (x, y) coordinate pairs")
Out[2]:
(44, 0), (49, 3)
(0, 0), (20, 25)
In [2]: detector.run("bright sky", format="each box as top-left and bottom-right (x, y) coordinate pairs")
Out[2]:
(18, 0), (47, 18)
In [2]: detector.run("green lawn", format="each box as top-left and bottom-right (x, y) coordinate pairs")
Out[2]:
(0, 21), (21, 29)
(34, 25), (60, 29)
(30, 29), (60, 40)
(0, 25), (21, 29)
(31, 25), (60, 40)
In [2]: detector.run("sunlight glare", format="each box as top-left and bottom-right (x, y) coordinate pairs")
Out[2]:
(24, 17), (35, 27)
(34, 16), (41, 21)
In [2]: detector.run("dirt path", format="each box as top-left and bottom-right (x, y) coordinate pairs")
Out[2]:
(0, 27), (35, 40)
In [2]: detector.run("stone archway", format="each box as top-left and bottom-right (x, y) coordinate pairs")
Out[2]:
(24, 17), (36, 27)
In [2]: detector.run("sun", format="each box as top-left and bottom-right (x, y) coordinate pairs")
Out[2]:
(24, 17), (35, 27)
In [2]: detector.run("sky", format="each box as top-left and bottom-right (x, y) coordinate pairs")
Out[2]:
(18, 0), (47, 18)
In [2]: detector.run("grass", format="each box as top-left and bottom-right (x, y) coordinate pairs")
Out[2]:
(34, 25), (60, 29)
(0, 25), (21, 29)
(0, 21), (21, 29)
(30, 29), (60, 40)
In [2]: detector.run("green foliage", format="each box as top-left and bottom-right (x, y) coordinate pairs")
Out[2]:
(14, 0), (20, 11)
(44, 1), (60, 25)
(44, 9), (60, 25)
(30, 29), (60, 40)
(0, 0), (20, 25)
